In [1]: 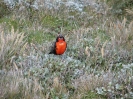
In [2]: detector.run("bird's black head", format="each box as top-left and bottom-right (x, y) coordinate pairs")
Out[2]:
(56, 35), (65, 42)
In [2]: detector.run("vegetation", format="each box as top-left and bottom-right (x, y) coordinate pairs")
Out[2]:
(0, 0), (133, 99)
(0, 1), (11, 18)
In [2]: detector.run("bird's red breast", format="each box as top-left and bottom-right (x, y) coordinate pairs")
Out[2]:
(56, 39), (67, 55)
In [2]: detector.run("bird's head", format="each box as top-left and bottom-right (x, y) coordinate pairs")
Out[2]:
(56, 35), (65, 42)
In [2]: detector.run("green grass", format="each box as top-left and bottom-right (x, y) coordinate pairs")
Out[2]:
(0, 17), (24, 32)
(28, 31), (55, 44)
(41, 15), (78, 31)
(81, 91), (106, 99)
(0, 14), (77, 44)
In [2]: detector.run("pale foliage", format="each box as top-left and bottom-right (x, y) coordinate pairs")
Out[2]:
(0, 26), (27, 66)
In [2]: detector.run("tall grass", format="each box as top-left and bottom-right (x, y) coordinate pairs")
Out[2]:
(0, 69), (45, 99)
(0, 26), (27, 68)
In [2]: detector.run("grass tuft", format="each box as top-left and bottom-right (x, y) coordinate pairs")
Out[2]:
(0, 26), (27, 68)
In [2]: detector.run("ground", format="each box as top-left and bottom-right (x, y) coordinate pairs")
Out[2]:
(0, 0), (133, 99)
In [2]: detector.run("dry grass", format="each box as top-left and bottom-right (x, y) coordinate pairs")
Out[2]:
(0, 26), (27, 67)
(72, 71), (113, 92)
(0, 69), (45, 99)
(109, 18), (133, 50)
(103, 18), (133, 64)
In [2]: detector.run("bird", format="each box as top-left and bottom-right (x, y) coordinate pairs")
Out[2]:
(49, 35), (67, 55)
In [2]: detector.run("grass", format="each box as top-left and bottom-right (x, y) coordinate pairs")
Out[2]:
(0, 69), (45, 99)
(0, 1), (11, 18)
(0, 26), (27, 69)
(27, 30), (55, 44)
(0, 0), (133, 99)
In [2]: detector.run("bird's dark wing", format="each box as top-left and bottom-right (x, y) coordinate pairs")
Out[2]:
(49, 42), (56, 54)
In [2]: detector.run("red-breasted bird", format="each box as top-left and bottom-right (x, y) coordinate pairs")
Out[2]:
(49, 35), (67, 55)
